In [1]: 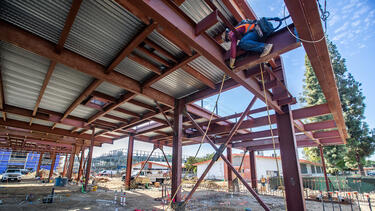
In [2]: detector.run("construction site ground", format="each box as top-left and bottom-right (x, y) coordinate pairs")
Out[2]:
(0, 176), (367, 210)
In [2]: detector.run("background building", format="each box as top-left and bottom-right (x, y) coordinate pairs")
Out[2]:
(0, 149), (60, 173)
(194, 154), (323, 181)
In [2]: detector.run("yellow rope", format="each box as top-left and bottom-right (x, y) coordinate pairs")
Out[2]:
(259, 63), (287, 211)
(168, 73), (227, 209)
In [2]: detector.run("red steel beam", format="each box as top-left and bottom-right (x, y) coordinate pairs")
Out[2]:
(319, 145), (330, 191)
(181, 65), (215, 89)
(128, 53), (162, 75)
(48, 152), (56, 181)
(36, 152), (43, 177)
(0, 21), (175, 107)
(106, 22), (157, 73)
(55, 0), (83, 53)
(284, 0), (347, 141)
(137, 45), (170, 67)
(125, 134), (134, 190)
(31, 61), (56, 120)
(190, 104), (331, 137)
(142, 54), (200, 88)
(221, 0), (245, 22)
(232, 0), (257, 19)
(84, 127), (95, 191)
(0, 118), (112, 144)
(249, 150), (257, 190)
(143, 38), (178, 63)
(171, 99), (184, 202)
(77, 148), (85, 181)
(124, 0), (284, 113)
(276, 105), (305, 211)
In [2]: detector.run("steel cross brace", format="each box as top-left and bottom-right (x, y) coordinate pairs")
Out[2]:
(183, 98), (270, 210)
(133, 148), (155, 181)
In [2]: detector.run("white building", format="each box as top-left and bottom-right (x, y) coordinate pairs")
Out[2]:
(193, 154), (323, 180)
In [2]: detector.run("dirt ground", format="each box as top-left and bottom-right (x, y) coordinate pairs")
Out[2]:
(0, 176), (370, 210)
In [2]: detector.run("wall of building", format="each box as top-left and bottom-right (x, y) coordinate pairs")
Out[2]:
(196, 156), (323, 181)
(0, 150), (60, 173)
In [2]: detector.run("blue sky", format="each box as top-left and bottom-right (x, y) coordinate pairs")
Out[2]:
(94, 0), (375, 159)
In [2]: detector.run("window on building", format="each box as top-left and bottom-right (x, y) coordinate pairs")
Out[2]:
(300, 164), (308, 174)
(311, 165), (316, 174)
(317, 166), (322, 173)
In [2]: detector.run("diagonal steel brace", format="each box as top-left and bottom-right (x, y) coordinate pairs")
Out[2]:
(183, 97), (270, 210)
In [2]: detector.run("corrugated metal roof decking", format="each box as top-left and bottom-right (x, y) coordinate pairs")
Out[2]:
(0, 42), (50, 111)
(0, 0), (71, 44)
(95, 81), (125, 98)
(148, 31), (185, 59)
(151, 68), (205, 99)
(39, 63), (93, 113)
(115, 57), (154, 83)
(64, 0), (145, 66)
(188, 56), (225, 84)
(70, 104), (97, 120)
(119, 103), (148, 115)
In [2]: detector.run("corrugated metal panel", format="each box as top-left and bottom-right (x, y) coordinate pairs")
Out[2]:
(6, 113), (30, 123)
(70, 105), (97, 119)
(39, 63), (93, 113)
(0, 0), (71, 44)
(84, 128), (103, 135)
(98, 116), (121, 124)
(151, 68), (205, 98)
(119, 103), (148, 115)
(115, 58), (154, 83)
(55, 124), (75, 131)
(188, 56), (225, 84)
(148, 31), (185, 59)
(133, 95), (157, 107)
(65, 0), (145, 66)
(0, 42), (50, 110)
(32, 118), (54, 127)
(179, 0), (236, 37)
(95, 82), (125, 98)
(107, 110), (133, 120)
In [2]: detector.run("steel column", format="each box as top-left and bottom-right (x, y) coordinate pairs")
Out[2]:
(249, 150), (257, 191)
(183, 106), (269, 210)
(125, 134), (134, 190)
(62, 153), (68, 177)
(227, 146), (233, 191)
(36, 152), (43, 177)
(276, 105), (306, 211)
(319, 145), (330, 191)
(77, 148), (85, 181)
(48, 152), (56, 182)
(172, 99), (184, 203)
(66, 147), (76, 180)
(84, 127), (95, 192)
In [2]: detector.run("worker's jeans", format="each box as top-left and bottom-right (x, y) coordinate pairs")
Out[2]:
(238, 31), (265, 53)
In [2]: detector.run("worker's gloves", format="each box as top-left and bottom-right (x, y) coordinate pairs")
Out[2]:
(229, 58), (236, 69)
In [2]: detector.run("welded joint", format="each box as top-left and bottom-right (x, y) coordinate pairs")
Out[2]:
(212, 144), (226, 161)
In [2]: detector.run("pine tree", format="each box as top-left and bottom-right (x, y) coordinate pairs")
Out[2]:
(301, 40), (375, 175)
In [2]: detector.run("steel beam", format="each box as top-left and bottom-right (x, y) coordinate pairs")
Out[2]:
(66, 146), (76, 180)
(125, 134), (134, 190)
(77, 148), (85, 181)
(319, 145), (329, 191)
(0, 21), (175, 107)
(227, 146), (233, 191)
(284, 0), (347, 141)
(276, 105), (306, 211)
(36, 152), (43, 177)
(48, 152), (56, 182)
(62, 153), (68, 177)
(84, 127), (95, 191)
(124, 0), (284, 113)
(172, 99), (184, 203)
(249, 150), (257, 190)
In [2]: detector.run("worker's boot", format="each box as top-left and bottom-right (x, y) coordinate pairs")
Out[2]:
(260, 44), (273, 57)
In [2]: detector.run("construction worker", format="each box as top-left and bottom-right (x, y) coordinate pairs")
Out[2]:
(260, 176), (266, 192)
(224, 19), (274, 69)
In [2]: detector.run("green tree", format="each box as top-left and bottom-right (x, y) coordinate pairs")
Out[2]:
(301, 40), (375, 175)
(184, 153), (214, 174)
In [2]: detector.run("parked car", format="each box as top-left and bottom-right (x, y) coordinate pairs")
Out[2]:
(1, 169), (22, 182)
(20, 169), (30, 175)
(367, 171), (375, 176)
(98, 170), (118, 177)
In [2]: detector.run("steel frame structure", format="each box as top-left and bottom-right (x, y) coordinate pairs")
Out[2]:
(0, 0), (347, 210)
